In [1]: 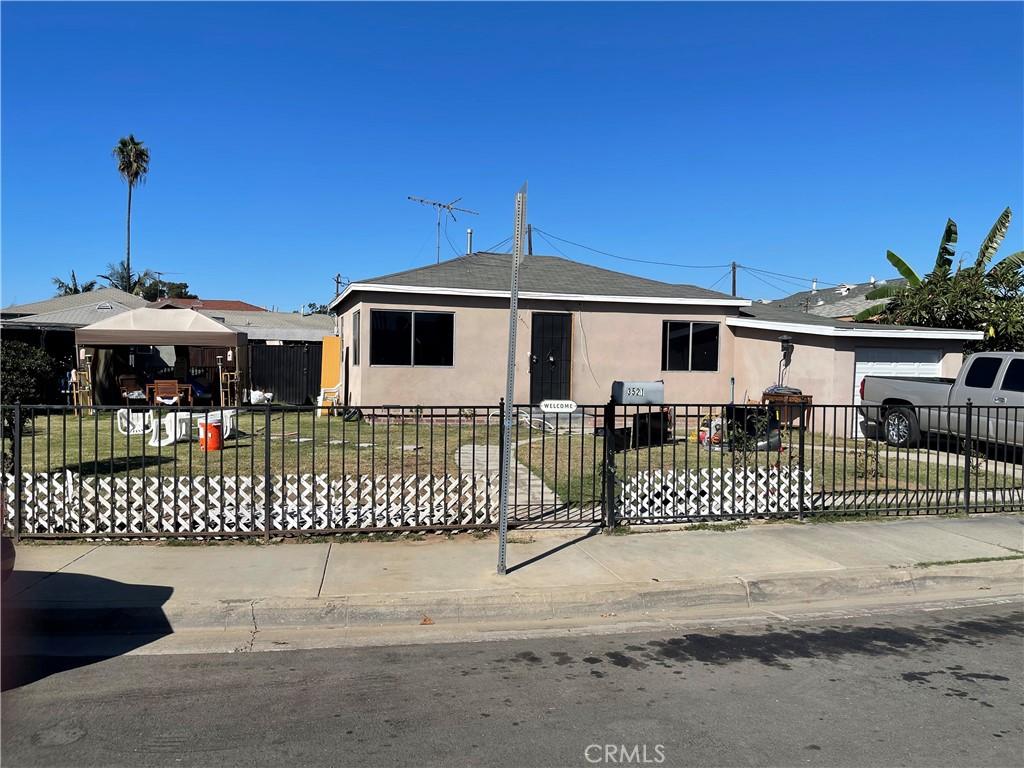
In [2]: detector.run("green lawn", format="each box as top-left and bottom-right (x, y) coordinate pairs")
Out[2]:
(5, 409), (500, 479)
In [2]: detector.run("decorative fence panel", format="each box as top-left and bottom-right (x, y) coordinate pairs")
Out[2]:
(1, 401), (1020, 539)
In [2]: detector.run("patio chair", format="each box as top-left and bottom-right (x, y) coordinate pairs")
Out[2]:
(194, 409), (238, 440)
(116, 408), (155, 438)
(153, 379), (182, 405)
(149, 411), (193, 448)
(118, 374), (146, 404)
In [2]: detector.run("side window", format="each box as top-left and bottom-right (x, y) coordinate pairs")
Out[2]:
(1000, 359), (1024, 393)
(963, 356), (1002, 389)
(352, 310), (360, 366)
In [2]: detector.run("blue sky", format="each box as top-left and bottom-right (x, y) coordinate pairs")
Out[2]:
(2, 1), (1022, 309)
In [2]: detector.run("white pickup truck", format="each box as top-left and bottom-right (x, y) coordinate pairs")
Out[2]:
(859, 351), (1024, 448)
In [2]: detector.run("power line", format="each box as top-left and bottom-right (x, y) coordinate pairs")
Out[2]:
(707, 269), (733, 292)
(481, 235), (512, 253)
(739, 267), (793, 295)
(741, 264), (843, 288)
(533, 229), (571, 259)
(532, 227), (731, 270)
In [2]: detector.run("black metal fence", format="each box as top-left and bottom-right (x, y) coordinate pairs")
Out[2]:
(1, 401), (1021, 539)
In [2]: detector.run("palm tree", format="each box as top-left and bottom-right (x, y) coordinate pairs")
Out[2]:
(98, 259), (155, 295)
(112, 134), (150, 277)
(51, 270), (97, 296)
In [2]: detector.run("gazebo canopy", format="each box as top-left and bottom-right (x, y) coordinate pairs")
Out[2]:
(75, 307), (246, 347)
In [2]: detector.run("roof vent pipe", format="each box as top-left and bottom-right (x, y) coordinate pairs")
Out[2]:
(466, 228), (473, 255)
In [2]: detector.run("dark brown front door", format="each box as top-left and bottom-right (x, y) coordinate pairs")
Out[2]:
(529, 313), (571, 403)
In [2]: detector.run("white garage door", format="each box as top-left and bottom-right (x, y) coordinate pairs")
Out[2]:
(853, 347), (942, 405)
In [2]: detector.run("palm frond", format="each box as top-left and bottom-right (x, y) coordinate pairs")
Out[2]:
(933, 218), (957, 275)
(885, 250), (921, 286)
(993, 250), (1024, 273)
(854, 304), (888, 322)
(975, 207), (1012, 269)
(864, 284), (903, 301)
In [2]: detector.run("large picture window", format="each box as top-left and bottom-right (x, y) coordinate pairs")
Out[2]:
(661, 321), (719, 372)
(369, 310), (454, 367)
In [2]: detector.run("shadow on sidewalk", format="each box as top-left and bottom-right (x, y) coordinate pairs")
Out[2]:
(1, 571), (173, 691)
(506, 528), (600, 574)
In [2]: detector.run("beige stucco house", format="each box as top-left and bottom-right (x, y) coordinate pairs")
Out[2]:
(328, 252), (981, 407)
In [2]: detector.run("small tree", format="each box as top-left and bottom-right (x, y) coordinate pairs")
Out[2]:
(0, 340), (58, 435)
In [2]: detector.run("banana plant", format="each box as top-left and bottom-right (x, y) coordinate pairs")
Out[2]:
(855, 211), (1019, 323)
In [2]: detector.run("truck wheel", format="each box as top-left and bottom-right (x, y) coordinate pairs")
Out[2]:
(883, 407), (920, 447)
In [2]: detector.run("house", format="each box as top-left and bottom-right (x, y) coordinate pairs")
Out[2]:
(2, 289), (335, 405)
(149, 297), (267, 311)
(328, 252), (981, 407)
(773, 278), (907, 320)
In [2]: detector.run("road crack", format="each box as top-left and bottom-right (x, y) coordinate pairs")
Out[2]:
(233, 600), (260, 653)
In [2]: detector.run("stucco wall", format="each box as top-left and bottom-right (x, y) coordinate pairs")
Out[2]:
(338, 293), (735, 406)
(732, 327), (968, 406)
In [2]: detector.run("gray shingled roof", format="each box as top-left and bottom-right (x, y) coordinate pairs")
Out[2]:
(346, 252), (741, 302)
(198, 309), (334, 342)
(0, 299), (139, 330)
(1, 287), (148, 318)
(737, 302), (977, 335)
(773, 279), (906, 319)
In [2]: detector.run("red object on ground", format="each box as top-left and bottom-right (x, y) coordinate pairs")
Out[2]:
(200, 423), (223, 451)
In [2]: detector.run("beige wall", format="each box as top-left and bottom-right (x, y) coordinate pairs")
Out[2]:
(732, 328), (967, 406)
(335, 291), (970, 408)
(338, 293), (735, 406)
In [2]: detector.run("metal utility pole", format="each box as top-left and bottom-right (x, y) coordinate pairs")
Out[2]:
(731, 262), (737, 297)
(497, 182), (528, 576)
(407, 196), (479, 264)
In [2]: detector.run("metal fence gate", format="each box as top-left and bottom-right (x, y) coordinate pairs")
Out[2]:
(1, 401), (1020, 539)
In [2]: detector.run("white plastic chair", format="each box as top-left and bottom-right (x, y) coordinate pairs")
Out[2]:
(149, 412), (193, 448)
(194, 409), (238, 440)
(116, 409), (155, 438)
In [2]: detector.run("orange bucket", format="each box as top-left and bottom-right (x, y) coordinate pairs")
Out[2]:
(199, 422), (223, 451)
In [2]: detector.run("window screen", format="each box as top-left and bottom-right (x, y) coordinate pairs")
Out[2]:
(662, 321), (719, 371)
(414, 312), (454, 366)
(964, 356), (1002, 389)
(369, 310), (412, 366)
(352, 310), (360, 366)
(369, 310), (454, 366)
(690, 323), (720, 371)
(1001, 359), (1024, 393)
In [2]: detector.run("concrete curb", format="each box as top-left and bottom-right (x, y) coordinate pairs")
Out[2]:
(7, 560), (1021, 635)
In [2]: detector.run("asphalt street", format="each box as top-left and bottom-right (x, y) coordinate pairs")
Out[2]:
(2, 603), (1022, 768)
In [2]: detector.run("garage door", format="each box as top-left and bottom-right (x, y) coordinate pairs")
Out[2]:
(853, 347), (942, 405)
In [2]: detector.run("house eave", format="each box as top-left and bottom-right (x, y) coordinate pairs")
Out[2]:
(329, 282), (752, 311)
(725, 316), (984, 341)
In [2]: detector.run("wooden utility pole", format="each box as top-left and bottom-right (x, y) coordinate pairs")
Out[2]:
(731, 262), (737, 297)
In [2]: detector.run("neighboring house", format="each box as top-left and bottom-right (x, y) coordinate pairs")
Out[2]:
(774, 278), (907, 320)
(150, 297), (267, 311)
(328, 252), (980, 407)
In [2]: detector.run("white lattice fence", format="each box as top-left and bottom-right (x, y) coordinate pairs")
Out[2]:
(2, 472), (500, 536)
(618, 467), (812, 520)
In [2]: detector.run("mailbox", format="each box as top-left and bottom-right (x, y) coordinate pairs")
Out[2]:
(611, 380), (664, 405)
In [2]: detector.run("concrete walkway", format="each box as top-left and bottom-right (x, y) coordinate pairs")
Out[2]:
(456, 443), (562, 508)
(5, 514), (1022, 635)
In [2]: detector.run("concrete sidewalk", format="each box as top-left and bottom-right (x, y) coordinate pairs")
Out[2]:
(5, 514), (1023, 634)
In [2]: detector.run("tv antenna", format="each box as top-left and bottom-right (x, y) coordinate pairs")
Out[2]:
(407, 195), (479, 264)
(151, 270), (185, 299)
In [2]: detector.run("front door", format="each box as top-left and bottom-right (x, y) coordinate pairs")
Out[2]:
(529, 313), (571, 403)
